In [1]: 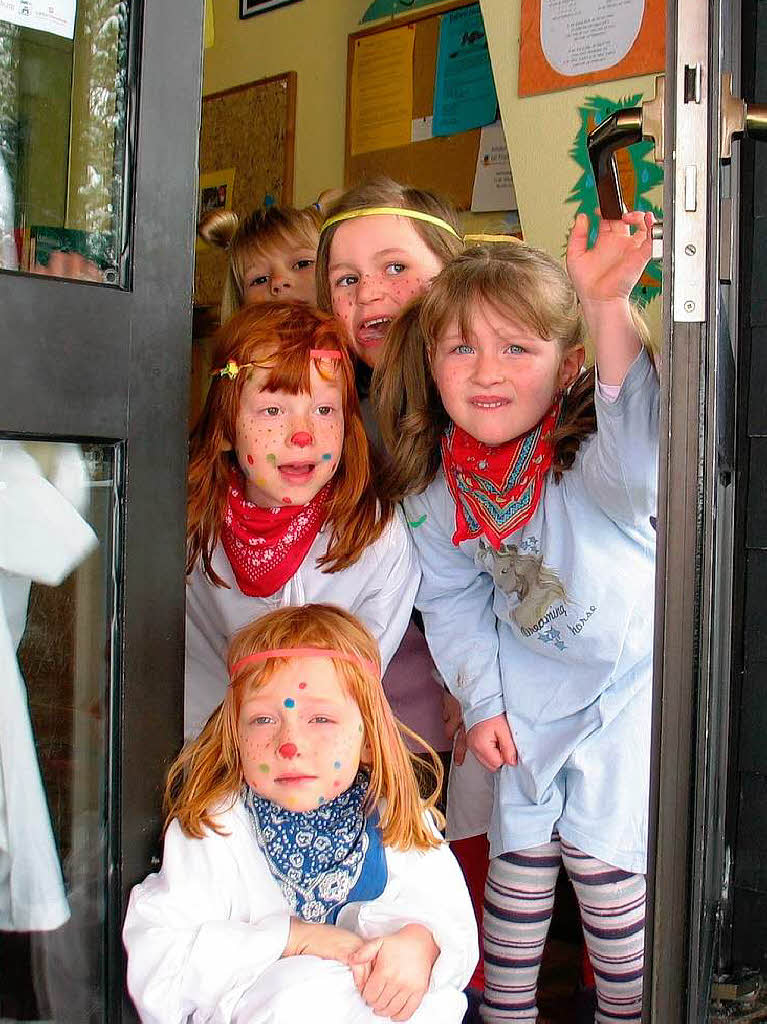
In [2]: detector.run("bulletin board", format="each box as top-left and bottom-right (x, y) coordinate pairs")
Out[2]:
(195, 72), (296, 306)
(345, 0), (484, 210)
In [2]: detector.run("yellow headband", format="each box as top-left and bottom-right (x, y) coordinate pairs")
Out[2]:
(320, 206), (523, 247)
(321, 206), (461, 240)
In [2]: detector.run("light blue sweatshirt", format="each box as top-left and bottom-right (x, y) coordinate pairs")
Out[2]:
(404, 349), (659, 872)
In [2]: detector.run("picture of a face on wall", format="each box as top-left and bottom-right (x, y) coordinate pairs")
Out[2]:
(197, 169), (235, 221)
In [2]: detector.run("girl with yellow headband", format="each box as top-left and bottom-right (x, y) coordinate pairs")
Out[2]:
(124, 604), (478, 1024)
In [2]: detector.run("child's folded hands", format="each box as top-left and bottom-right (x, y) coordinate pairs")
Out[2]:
(348, 923), (440, 1022)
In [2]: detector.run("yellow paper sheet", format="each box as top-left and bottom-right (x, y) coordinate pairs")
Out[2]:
(204, 0), (214, 50)
(350, 26), (414, 156)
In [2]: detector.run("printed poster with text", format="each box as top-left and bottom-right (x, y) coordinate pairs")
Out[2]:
(519, 0), (665, 97)
(0, 0), (76, 37)
(432, 3), (497, 137)
(350, 26), (415, 156)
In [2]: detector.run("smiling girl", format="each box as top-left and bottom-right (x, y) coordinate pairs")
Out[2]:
(184, 302), (419, 739)
(374, 215), (658, 1023)
(124, 604), (478, 1024)
(199, 198), (335, 323)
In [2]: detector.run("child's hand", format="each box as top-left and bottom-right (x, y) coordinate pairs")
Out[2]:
(442, 691), (467, 765)
(284, 918), (365, 965)
(466, 714), (517, 771)
(566, 210), (654, 307)
(349, 923), (439, 1021)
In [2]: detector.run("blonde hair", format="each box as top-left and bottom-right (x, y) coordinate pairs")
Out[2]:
(187, 302), (393, 584)
(200, 194), (339, 323)
(315, 177), (464, 314)
(164, 604), (444, 850)
(373, 243), (650, 499)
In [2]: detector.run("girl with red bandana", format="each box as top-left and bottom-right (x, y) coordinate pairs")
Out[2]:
(184, 301), (418, 741)
(374, 213), (658, 1024)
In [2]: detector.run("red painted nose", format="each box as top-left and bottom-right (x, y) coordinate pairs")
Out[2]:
(278, 742), (298, 759)
(290, 432), (312, 447)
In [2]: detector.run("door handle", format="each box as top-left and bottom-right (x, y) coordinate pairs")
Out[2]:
(721, 72), (767, 159)
(587, 75), (665, 221)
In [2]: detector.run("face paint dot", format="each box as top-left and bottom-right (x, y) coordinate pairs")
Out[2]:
(284, 698), (295, 708)
(334, 760), (341, 770)
(282, 496), (292, 504)
(358, 724), (363, 733)
(318, 796), (325, 805)
(266, 453), (277, 465)
(298, 682), (307, 689)
(258, 763), (269, 773)
(322, 452), (332, 460)
(333, 780), (341, 787)
(247, 454), (254, 465)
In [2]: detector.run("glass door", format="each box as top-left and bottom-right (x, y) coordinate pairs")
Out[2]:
(643, 0), (766, 1019)
(0, 0), (203, 1018)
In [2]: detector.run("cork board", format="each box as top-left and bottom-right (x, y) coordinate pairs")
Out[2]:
(345, 1), (482, 210)
(195, 72), (296, 306)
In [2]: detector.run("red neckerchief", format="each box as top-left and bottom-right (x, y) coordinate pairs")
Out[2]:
(440, 398), (561, 550)
(221, 472), (330, 597)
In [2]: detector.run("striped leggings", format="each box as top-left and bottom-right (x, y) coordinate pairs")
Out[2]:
(481, 836), (645, 1023)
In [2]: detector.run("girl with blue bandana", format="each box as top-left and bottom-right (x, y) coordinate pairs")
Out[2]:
(124, 604), (477, 1024)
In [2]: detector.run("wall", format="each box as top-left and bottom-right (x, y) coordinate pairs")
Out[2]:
(203, 0), (367, 206)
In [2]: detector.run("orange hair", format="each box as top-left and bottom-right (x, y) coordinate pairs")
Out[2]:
(187, 302), (393, 585)
(164, 604), (444, 850)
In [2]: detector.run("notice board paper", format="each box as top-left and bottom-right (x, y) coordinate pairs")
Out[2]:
(350, 26), (415, 156)
(471, 120), (517, 213)
(432, 3), (497, 138)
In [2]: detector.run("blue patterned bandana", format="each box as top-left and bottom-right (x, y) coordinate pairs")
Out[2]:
(245, 770), (387, 923)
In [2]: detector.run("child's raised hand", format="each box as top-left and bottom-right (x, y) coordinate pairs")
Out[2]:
(466, 713), (517, 772)
(349, 923), (439, 1021)
(566, 210), (654, 307)
(284, 918), (365, 965)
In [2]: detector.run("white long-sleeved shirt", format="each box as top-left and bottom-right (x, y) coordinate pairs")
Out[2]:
(123, 798), (478, 1024)
(185, 508), (418, 738)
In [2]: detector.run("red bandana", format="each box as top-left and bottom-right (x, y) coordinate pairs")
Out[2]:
(440, 399), (561, 550)
(221, 473), (330, 597)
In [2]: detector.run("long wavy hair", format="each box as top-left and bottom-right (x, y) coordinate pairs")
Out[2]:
(187, 302), (393, 584)
(373, 243), (650, 500)
(165, 604), (444, 850)
(199, 197), (336, 323)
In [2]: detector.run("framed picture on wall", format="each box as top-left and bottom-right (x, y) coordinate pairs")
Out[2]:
(239, 0), (302, 18)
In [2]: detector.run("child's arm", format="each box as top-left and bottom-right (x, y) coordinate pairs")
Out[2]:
(341, 814), (479, 1010)
(566, 210), (654, 385)
(353, 506), (420, 671)
(124, 820), (292, 1024)
(403, 488), (508, 735)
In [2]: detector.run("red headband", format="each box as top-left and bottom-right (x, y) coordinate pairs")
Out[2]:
(230, 646), (379, 681)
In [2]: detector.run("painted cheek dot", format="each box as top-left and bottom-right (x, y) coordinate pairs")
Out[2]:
(266, 453), (277, 465)
(284, 698), (296, 708)
(298, 682), (307, 689)
(333, 780), (341, 788)
(318, 796), (325, 805)
(258, 763), (269, 773)
(247, 454), (254, 465)
(322, 452), (332, 460)
(334, 761), (341, 770)
(282, 496), (292, 504)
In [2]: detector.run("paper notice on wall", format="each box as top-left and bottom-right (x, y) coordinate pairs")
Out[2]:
(541, 0), (644, 76)
(432, 3), (497, 137)
(519, 0), (663, 97)
(0, 0), (76, 38)
(350, 26), (415, 156)
(471, 121), (517, 213)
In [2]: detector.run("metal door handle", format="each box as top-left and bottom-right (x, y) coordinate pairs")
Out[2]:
(721, 73), (767, 159)
(587, 75), (665, 220)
